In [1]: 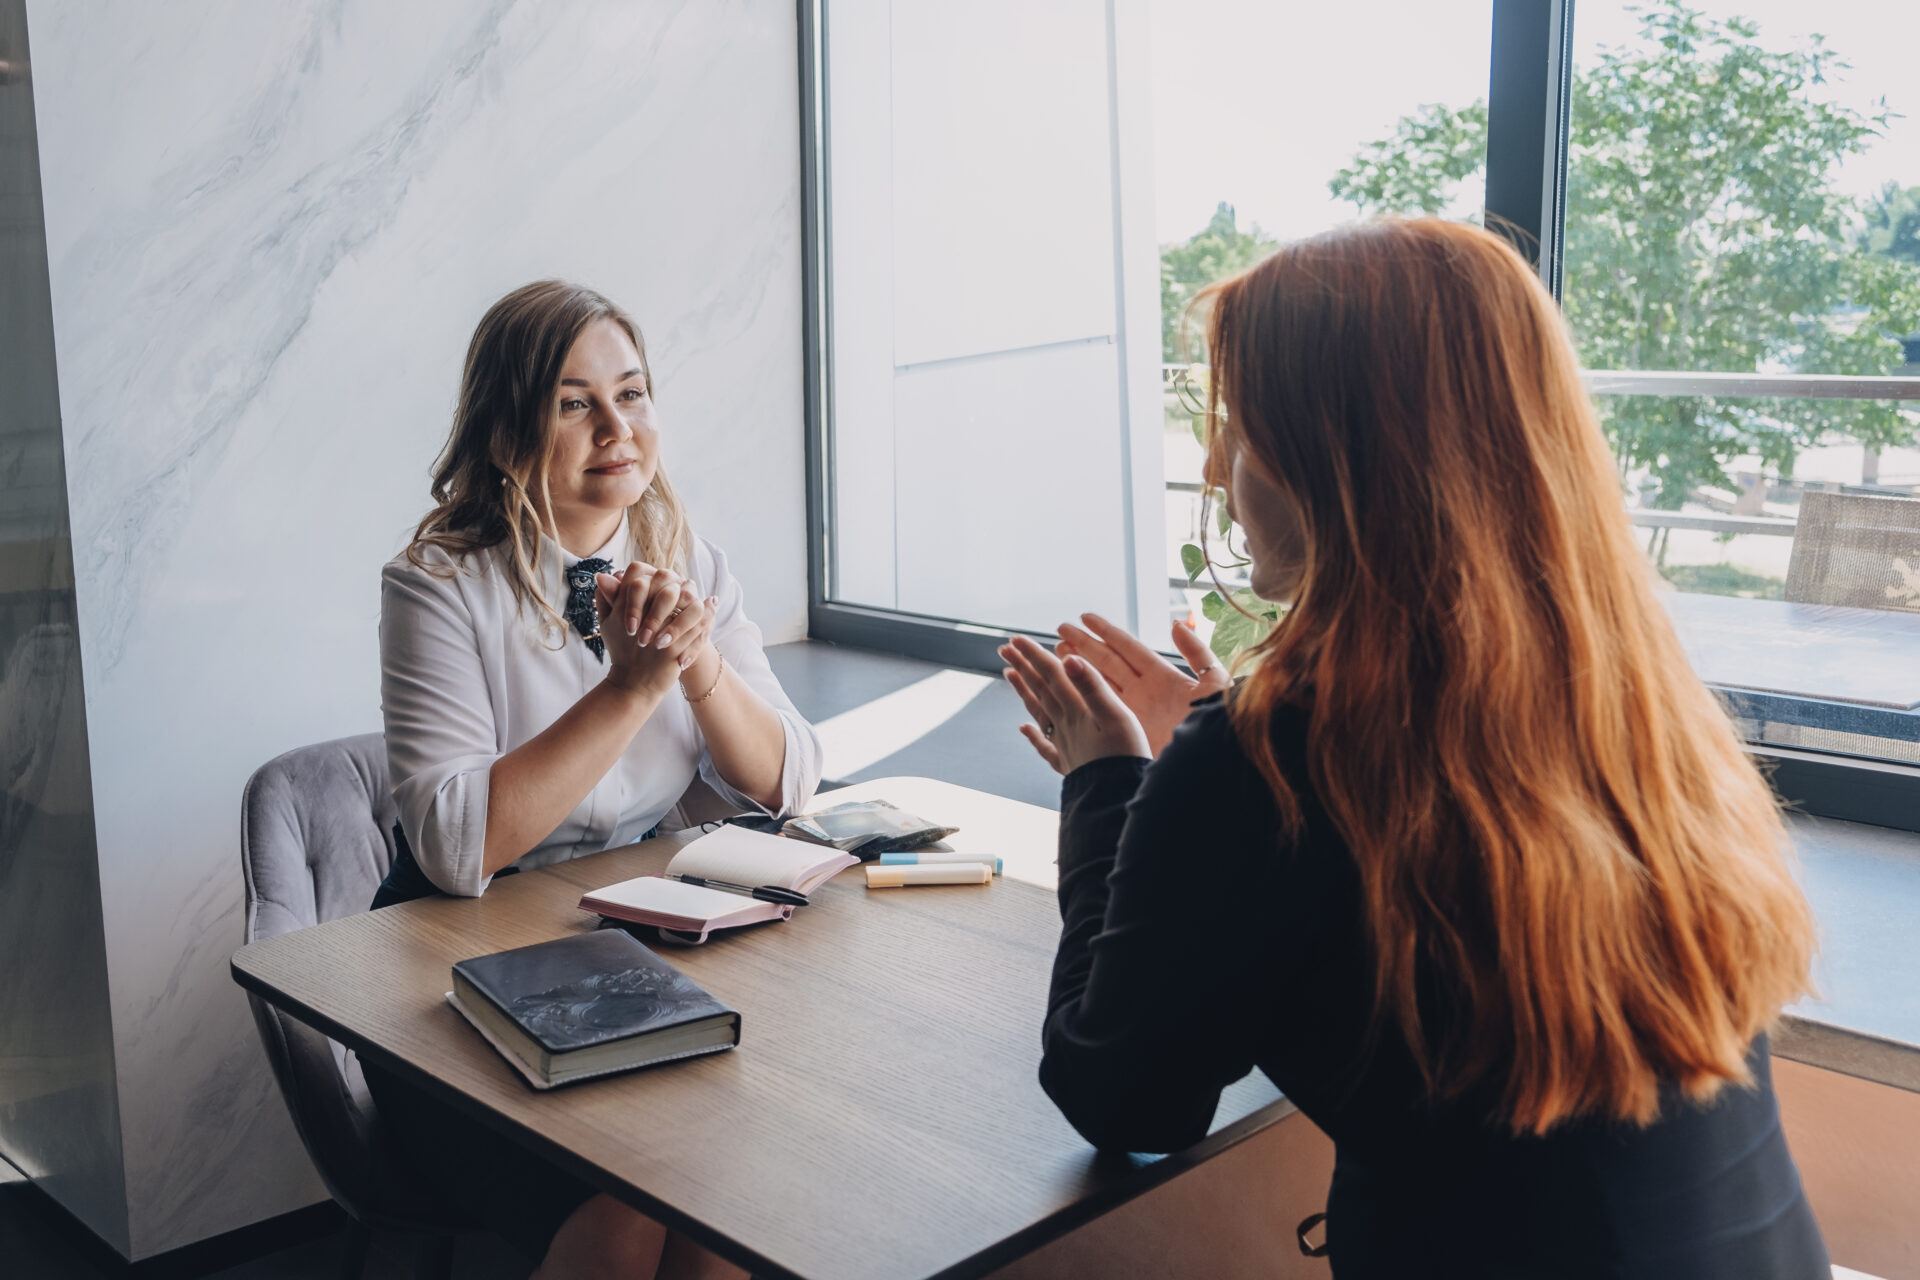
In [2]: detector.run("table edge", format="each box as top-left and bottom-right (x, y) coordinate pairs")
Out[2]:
(232, 952), (795, 1275)
(231, 948), (1300, 1280)
(1774, 1013), (1920, 1095)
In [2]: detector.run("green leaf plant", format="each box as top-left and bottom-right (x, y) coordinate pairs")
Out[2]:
(1181, 484), (1284, 668)
(1163, 230), (1290, 669)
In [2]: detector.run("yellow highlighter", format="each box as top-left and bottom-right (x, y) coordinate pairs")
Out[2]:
(863, 862), (993, 888)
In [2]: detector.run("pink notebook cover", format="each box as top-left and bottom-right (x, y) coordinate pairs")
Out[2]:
(579, 825), (857, 942)
(581, 875), (793, 935)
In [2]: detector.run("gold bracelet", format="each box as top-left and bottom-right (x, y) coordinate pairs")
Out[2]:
(683, 650), (724, 703)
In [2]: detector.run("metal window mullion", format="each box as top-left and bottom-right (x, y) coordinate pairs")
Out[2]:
(1485, 0), (1576, 295)
(799, 0), (835, 625)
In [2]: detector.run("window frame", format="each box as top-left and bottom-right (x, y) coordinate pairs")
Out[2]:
(797, 0), (1078, 673)
(797, 0), (1920, 831)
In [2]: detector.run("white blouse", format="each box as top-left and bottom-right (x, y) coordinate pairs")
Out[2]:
(380, 520), (823, 897)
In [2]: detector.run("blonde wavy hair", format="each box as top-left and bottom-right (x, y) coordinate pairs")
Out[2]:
(407, 281), (691, 642)
(1199, 220), (1815, 1135)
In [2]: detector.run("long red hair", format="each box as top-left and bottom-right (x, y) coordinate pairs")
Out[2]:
(1200, 219), (1815, 1134)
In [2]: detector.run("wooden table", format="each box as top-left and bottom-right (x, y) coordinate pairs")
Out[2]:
(231, 777), (1292, 1280)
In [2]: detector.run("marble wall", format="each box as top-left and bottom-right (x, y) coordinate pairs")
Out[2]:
(17, 0), (806, 1257)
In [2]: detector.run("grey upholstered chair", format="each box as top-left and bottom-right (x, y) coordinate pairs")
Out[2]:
(239, 733), (466, 1280)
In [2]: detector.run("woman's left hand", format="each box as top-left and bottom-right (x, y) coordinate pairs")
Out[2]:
(999, 635), (1151, 775)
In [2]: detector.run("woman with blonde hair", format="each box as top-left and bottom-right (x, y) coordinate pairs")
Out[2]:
(1002, 219), (1828, 1277)
(368, 280), (820, 1279)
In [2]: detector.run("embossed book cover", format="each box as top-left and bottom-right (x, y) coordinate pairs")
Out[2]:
(450, 929), (740, 1088)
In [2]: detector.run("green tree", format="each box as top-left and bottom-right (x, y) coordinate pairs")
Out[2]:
(1329, 101), (1489, 218)
(1861, 182), (1920, 265)
(1160, 202), (1277, 361)
(1331, 0), (1920, 504)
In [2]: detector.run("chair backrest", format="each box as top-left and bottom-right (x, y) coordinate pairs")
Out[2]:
(239, 733), (396, 1220)
(1785, 491), (1920, 611)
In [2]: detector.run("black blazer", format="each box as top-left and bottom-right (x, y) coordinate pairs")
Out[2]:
(1042, 695), (1828, 1279)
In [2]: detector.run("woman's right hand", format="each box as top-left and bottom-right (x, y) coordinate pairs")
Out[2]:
(594, 563), (706, 696)
(1053, 613), (1231, 756)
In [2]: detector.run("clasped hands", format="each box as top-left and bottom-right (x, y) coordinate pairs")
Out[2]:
(999, 613), (1232, 775)
(592, 562), (718, 696)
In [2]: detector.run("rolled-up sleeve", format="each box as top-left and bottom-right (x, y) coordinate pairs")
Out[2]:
(380, 555), (499, 897)
(691, 536), (823, 818)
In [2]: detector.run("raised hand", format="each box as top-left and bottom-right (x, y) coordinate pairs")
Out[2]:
(998, 635), (1151, 776)
(1052, 613), (1231, 757)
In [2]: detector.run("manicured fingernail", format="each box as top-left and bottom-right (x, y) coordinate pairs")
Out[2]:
(656, 633), (672, 649)
(637, 628), (651, 645)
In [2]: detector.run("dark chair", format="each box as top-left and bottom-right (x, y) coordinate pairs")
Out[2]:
(239, 734), (466, 1280)
(1784, 491), (1920, 611)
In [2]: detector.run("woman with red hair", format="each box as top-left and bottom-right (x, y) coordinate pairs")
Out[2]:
(1002, 218), (1827, 1277)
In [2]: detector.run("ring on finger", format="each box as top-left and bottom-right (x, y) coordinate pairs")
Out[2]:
(666, 606), (686, 623)
(1043, 723), (1055, 740)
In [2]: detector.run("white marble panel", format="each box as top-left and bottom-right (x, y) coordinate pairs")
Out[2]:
(26, 0), (803, 1256)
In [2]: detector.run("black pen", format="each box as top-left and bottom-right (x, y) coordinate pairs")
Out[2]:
(665, 873), (810, 907)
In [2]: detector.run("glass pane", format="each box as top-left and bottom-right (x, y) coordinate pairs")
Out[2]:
(1153, 0), (1494, 648)
(1568, 3), (1920, 766)
(822, 0), (1494, 646)
(822, 0), (1158, 636)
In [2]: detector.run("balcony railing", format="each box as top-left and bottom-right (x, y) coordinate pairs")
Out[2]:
(1162, 365), (1920, 559)
(1158, 364), (1920, 749)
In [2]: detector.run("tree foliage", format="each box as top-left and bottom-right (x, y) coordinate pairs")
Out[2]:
(1861, 183), (1920, 266)
(1328, 101), (1489, 219)
(1331, 0), (1920, 503)
(1160, 202), (1277, 361)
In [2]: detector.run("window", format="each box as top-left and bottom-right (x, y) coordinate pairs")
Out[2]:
(1153, 1), (1494, 652)
(805, 0), (1495, 664)
(815, 0), (1162, 655)
(1565, 1), (1920, 768)
(800, 0), (1920, 825)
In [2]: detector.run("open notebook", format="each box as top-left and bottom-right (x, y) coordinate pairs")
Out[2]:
(580, 824), (858, 943)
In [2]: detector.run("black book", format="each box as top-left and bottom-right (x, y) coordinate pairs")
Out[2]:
(449, 929), (740, 1089)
